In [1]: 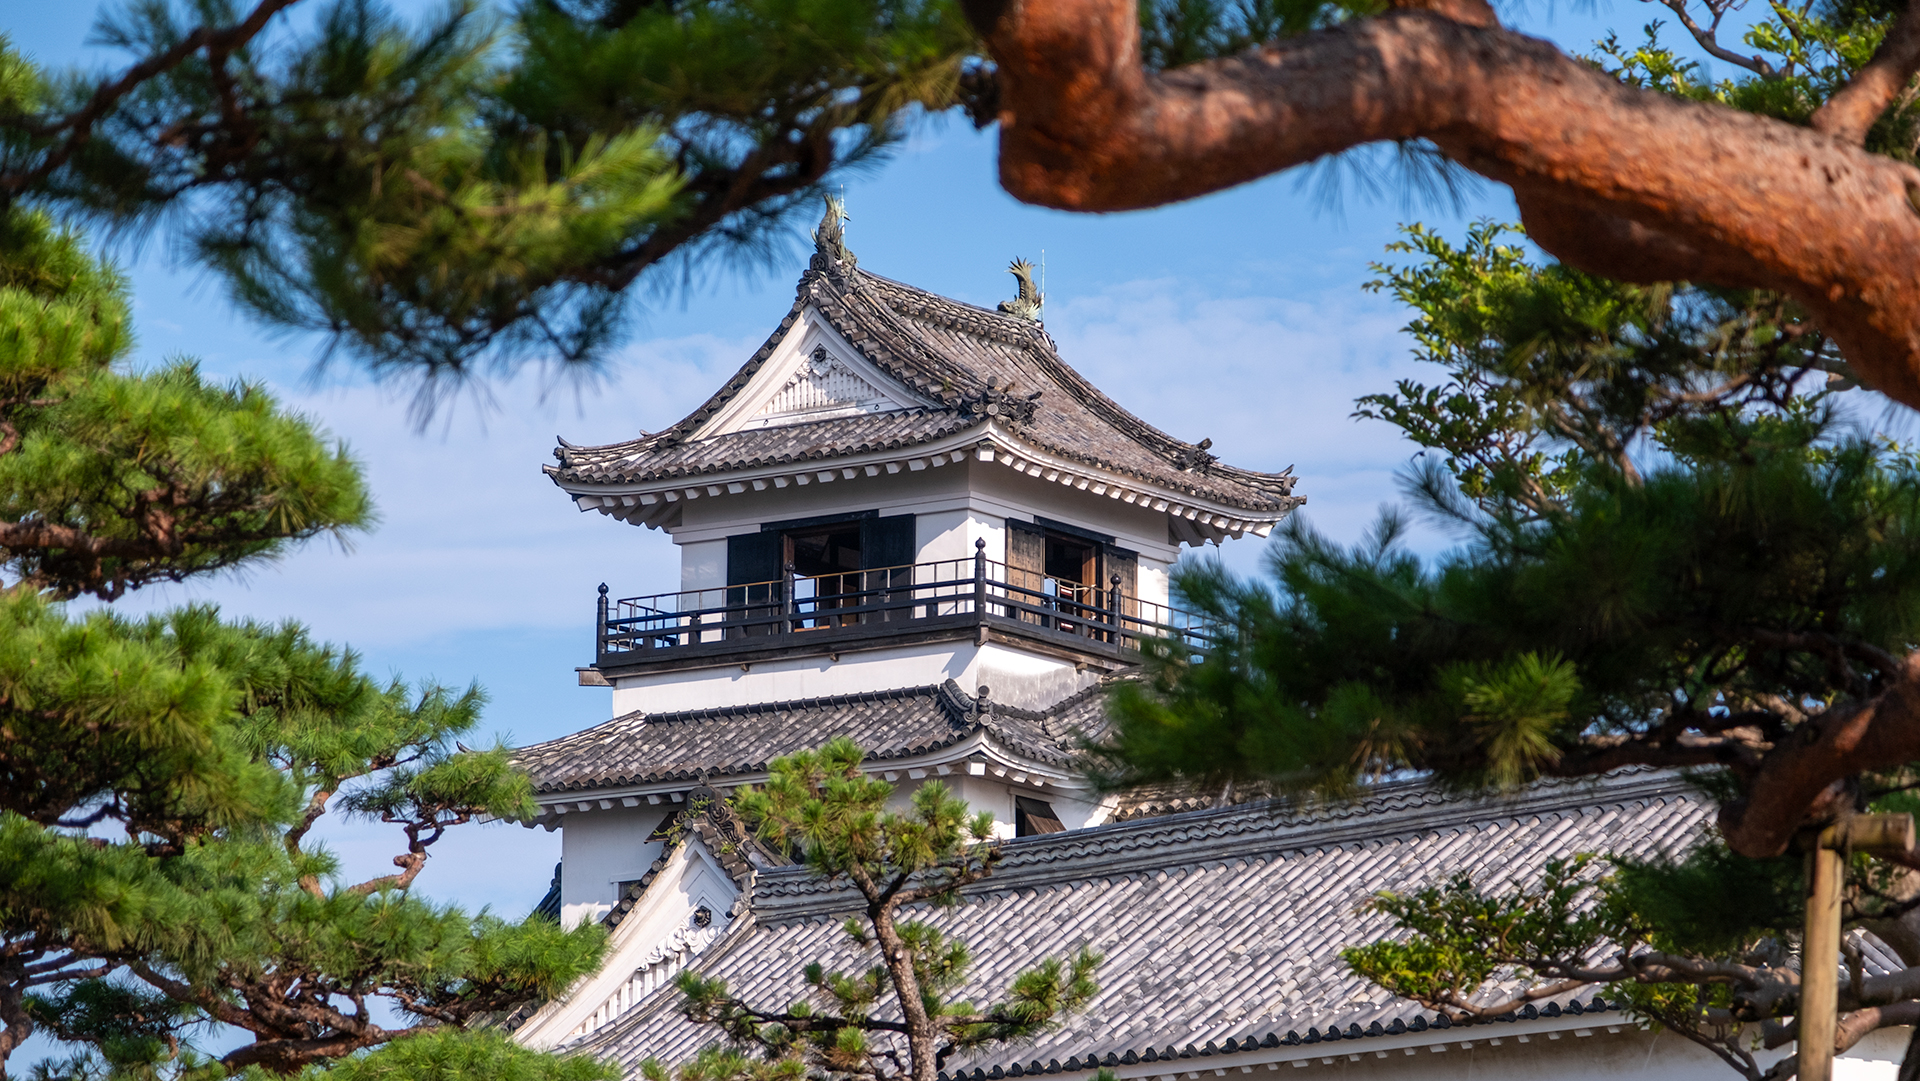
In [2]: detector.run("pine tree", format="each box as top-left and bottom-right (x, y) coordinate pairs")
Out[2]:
(1091, 222), (1920, 1075)
(663, 738), (1101, 1081)
(0, 0), (981, 406)
(0, 205), (607, 1080)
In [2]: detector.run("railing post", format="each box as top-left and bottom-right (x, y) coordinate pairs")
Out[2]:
(784, 562), (796, 634)
(1109, 573), (1122, 645)
(597, 583), (609, 657)
(974, 538), (987, 618)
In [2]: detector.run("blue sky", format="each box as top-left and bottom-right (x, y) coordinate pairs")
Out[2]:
(2, 0), (1780, 960)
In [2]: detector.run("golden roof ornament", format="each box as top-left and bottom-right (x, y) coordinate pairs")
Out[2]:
(811, 193), (855, 269)
(997, 258), (1043, 322)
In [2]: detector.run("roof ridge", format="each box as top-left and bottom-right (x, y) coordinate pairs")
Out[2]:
(852, 268), (1054, 345)
(513, 683), (957, 758)
(749, 769), (1698, 919)
(845, 268), (1299, 495)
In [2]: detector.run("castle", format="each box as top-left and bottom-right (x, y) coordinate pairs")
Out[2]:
(507, 208), (1907, 1079)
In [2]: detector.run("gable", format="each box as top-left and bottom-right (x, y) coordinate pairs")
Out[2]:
(694, 309), (932, 438)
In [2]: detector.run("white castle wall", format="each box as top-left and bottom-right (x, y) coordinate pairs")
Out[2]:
(558, 804), (674, 927)
(657, 458), (1183, 610)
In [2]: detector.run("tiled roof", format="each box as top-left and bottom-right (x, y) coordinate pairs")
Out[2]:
(547, 258), (1302, 516)
(513, 681), (1097, 795)
(568, 770), (1720, 1074)
(552, 409), (974, 486)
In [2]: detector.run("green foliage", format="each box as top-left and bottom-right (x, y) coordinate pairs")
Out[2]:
(1101, 215), (1920, 1078)
(0, 130), (600, 1081)
(1, 0), (982, 398)
(4, 669), (609, 1075)
(1335, 836), (1823, 1075)
(1593, 0), (1920, 161)
(1355, 221), (1834, 521)
(1137, 0), (1379, 68)
(313, 1029), (620, 1081)
(1604, 843), (1802, 958)
(732, 736), (997, 897)
(25, 980), (201, 1072)
(1100, 421), (1920, 796)
(665, 739), (1100, 1081)
(0, 206), (369, 600)
(1343, 856), (1607, 1006)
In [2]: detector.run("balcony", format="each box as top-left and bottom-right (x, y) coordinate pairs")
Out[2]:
(593, 541), (1216, 671)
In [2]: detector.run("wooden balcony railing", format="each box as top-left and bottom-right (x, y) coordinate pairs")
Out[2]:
(594, 539), (1216, 664)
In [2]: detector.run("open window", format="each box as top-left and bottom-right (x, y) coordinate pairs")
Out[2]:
(1014, 796), (1065, 836)
(1005, 519), (1138, 636)
(786, 523), (864, 618)
(725, 514), (916, 635)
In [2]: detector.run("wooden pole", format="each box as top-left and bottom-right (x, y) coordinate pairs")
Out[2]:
(1799, 835), (1843, 1081)
(1798, 813), (1914, 1081)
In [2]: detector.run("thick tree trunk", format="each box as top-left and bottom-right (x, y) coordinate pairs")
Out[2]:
(965, 0), (1920, 411)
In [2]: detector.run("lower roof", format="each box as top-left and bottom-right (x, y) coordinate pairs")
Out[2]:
(567, 769), (1721, 1076)
(513, 680), (1109, 797)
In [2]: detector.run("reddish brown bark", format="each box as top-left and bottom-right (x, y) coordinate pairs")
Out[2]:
(1813, 3), (1920, 143)
(1715, 659), (1920, 857)
(968, 0), (1920, 411)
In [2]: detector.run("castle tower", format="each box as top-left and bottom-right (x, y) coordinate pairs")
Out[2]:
(509, 205), (1302, 1047)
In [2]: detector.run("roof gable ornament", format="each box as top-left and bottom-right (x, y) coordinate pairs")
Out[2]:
(996, 258), (1043, 322)
(811, 194), (855, 270)
(1173, 438), (1216, 474)
(957, 378), (1043, 427)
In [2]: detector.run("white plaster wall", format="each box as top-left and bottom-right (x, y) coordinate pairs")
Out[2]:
(519, 843), (743, 1051)
(969, 466), (1187, 610)
(972, 465), (1180, 561)
(923, 775), (1105, 839)
(609, 639), (1096, 715)
(634, 456), (1206, 615)
(666, 460), (974, 543)
(916, 508), (973, 564)
(1202, 1025), (1904, 1080)
(679, 538), (725, 592)
(558, 805), (673, 927)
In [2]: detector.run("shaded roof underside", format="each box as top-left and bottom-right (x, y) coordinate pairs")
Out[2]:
(548, 260), (1301, 515)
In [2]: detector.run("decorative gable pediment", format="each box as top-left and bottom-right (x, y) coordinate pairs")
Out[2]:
(758, 346), (892, 423)
(694, 310), (931, 438)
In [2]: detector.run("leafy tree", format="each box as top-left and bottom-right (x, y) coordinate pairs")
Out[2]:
(1091, 222), (1920, 1074)
(659, 738), (1101, 1081)
(0, 0), (980, 405)
(0, 204), (607, 1079)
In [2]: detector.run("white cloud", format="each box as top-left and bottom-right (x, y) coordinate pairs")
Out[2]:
(1043, 276), (1443, 574)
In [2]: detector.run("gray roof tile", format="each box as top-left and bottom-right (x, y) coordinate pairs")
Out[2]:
(572, 770), (1713, 1073)
(514, 681), (1105, 794)
(548, 263), (1302, 515)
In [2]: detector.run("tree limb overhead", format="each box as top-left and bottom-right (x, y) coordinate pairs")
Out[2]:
(969, 0), (1920, 410)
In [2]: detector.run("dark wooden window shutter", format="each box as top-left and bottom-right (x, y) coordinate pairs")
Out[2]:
(726, 531), (785, 636)
(1005, 519), (1045, 621)
(1014, 796), (1065, 836)
(859, 514), (917, 569)
(860, 514), (916, 618)
(727, 531), (784, 585)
